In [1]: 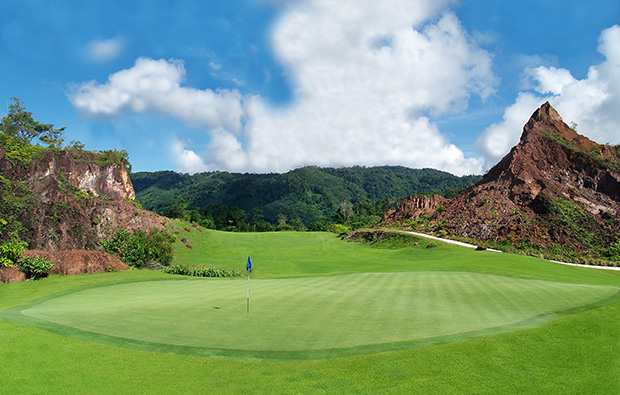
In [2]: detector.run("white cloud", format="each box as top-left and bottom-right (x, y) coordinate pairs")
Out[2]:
(479, 25), (620, 165)
(69, 57), (245, 133)
(248, 3), (495, 174)
(71, 1), (497, 176)
(172, 139), (208, 174)
(87, 38), (123, 61)
(523, 66), (576, 95)
(208, 1), (494, 175)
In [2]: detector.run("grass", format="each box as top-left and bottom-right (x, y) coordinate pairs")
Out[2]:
(2, 224), (620, 392)
(5, 272), (616, 361)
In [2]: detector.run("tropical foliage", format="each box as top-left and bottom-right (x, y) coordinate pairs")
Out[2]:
(132, 166), (480, 231)
(99, 229), (176, 268)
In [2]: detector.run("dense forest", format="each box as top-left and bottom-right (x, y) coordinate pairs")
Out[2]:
(131, 166), (481, 231)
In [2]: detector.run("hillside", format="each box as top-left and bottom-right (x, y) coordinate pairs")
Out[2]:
(131, 166), (481, 226)
(385, 102), (620, 264)
(0, 139), (166, 250)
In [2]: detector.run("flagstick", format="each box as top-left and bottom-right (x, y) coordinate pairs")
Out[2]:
(246, 272), (250, 314)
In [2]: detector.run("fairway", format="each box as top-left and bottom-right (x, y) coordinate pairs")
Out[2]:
(5, 271), (617, 360)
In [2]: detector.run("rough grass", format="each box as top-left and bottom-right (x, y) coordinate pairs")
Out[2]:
(1, 225), (620, 393)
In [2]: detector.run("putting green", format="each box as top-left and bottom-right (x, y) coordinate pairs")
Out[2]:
(5, 272), (618, 360)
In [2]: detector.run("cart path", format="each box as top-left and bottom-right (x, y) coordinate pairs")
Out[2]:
(398, 230), (620, 271)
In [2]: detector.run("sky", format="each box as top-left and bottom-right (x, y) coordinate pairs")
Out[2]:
(1, 0), (619, 176)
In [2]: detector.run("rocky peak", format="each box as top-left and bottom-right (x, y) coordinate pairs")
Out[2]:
(480, 102), (620, 205)
(521, 101), (597, 153)
(383, 102), (620, 263)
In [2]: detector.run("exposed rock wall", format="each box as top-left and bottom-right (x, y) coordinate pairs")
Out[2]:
(383, 194), (447, 223)
(3, 150), (135, 200)
(0, 148), (167, 250)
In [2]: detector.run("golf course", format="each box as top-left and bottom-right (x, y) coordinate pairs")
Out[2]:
(2, 226), (620, 393)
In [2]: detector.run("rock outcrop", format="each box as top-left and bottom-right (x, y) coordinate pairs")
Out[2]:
(387, 102), (620, 259)
(23, 250), (129, 275)
(382, 194), (447, 223)
(0, 148), (167, 250)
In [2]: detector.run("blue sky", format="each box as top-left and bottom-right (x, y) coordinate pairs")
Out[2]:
(1, 0), (619, 175)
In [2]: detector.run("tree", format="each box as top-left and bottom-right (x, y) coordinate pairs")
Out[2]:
(0, 97), (65, 147)
(249, 208), (264, 232)
(336, 200), (354, 225)
(226, 207), (248, 231)
(163, 197), (187, 219)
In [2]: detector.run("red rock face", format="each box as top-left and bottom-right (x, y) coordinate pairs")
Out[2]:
(383, 194), (447, 223)
(0, 149), (167, 250)
(0, 266), (26, 283)
(386, 102), (620, 251)
(24, 150), (135, 200)
(23, 250), (129, 275)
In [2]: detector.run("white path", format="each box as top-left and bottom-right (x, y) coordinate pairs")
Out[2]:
(398, 231), (502, 252)
(398, 230), (620, 271)
(548, 260), (620, 271)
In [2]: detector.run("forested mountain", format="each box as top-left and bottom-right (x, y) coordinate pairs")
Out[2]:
(131, 166), (480, 228)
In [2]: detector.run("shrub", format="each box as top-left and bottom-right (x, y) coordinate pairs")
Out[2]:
(19, 256), (54, 280)
(327, 223), (349, 234)
(100, 228), (175, 268)
(0, 240), (27, 267)
(163, 264), (241, 278)
(96, 149), (132, 173)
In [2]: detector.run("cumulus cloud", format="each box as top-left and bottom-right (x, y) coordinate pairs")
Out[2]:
(479, 25), (620, 165)
(173, 139), (208, 174)
(69, 57), (245, 133)
(524, 66), (576, 95)
(87, 38), (123, 61)
(71, 0), (498, 176)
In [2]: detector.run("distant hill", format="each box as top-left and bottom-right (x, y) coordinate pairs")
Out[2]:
(131, 166), (481, 226)
(385, 102), (620, 265)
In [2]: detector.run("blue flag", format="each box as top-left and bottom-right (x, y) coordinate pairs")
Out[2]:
(247, 256), (252, 273)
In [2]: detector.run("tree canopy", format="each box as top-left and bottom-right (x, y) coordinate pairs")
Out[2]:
(0, 97), (65, 148)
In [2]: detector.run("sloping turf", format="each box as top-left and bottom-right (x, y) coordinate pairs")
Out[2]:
(3, 271), (617, 361)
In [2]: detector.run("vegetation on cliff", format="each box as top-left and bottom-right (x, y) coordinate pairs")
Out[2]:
(0, 97), (172, 273)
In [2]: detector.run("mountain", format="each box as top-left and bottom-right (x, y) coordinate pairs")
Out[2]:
(0, 146), (166, 250)
(385, 102), (620, 264)
(131, 166), (481, 226)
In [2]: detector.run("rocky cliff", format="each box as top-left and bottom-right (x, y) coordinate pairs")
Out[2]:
(385, 102), (620, 263)
(382, 194), (447, 224)
(0, 148), (167, 250)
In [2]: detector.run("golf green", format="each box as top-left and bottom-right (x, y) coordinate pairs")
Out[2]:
(5, 271), (617, 360)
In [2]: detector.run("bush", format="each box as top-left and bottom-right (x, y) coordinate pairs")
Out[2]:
(19, 256), (54, 280)
(327, 223), (349, 234)
(100, 228), (175, 268)
(163, 264), (241, 278)
(0, 240), (27, 267)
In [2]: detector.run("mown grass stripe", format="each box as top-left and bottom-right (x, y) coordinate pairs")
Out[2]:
(5, 272), (618, 361)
